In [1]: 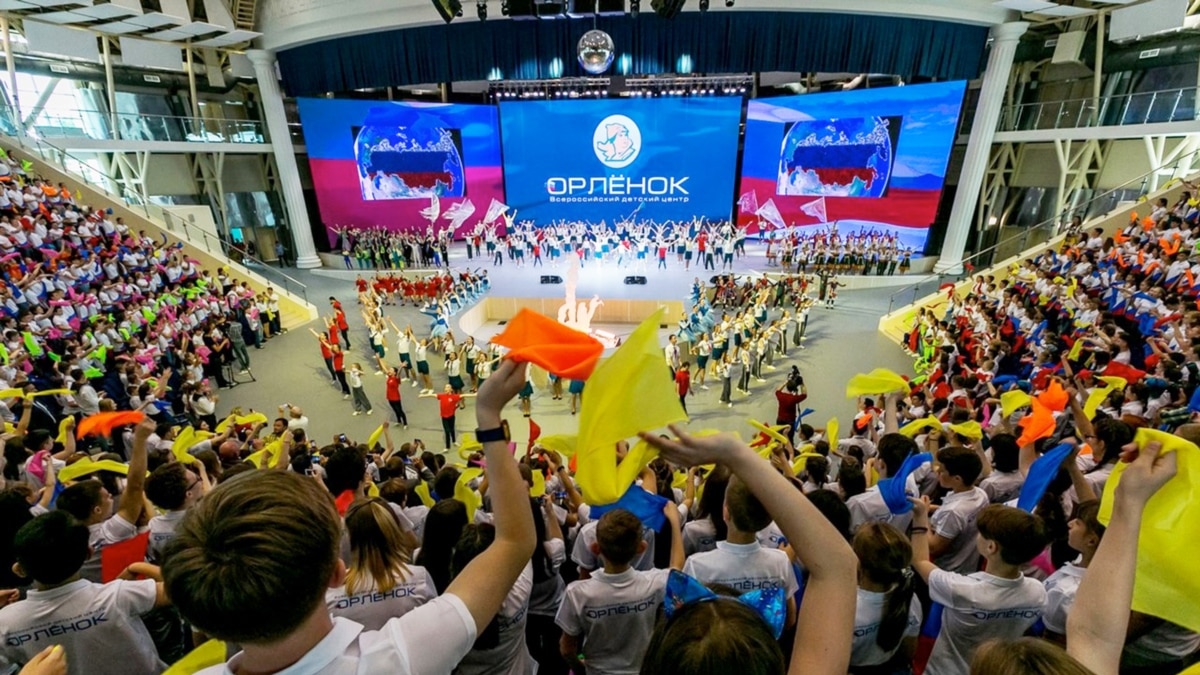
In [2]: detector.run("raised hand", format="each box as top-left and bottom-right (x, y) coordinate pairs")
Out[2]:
(638, 424), (748, 468)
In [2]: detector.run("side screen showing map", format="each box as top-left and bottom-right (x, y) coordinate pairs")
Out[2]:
(739, 81), (966, 250)
(499, 97), (743, 225)
(297, 99), (503, 239)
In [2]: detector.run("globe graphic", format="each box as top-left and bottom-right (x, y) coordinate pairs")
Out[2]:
(578, 29), (615, 75)
(354, 105), (466, 201)
(777, 116), (894, 198)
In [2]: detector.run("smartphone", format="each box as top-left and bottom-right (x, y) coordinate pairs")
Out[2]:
(338, 434), (348, 443)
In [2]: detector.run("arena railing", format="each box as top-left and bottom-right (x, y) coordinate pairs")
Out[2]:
(2, 130), (311, 307)
(885, 146), (1200, 316)
(28, 108), (266, 144)
(998, 86), (1198, 132)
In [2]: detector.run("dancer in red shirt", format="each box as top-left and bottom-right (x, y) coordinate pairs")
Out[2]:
(420, 384), (477, 451)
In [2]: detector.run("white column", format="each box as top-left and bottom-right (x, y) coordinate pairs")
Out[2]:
(935, 22), (1028, 275)
(247, 49), (322, 269)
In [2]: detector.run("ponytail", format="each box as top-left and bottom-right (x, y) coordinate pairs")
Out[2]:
(876, 569), (915, 652)
(851, 522), (915, 653)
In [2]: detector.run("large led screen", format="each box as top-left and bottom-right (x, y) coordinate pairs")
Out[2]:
(738, 81), (967, 250)
(297, 98), (504, 241)
(499, 97), (743, 225)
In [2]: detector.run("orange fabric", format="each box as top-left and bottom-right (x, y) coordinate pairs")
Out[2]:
(1161, 238), (1181, 256)
(1144, 260), (1161, 275)
(1115, 231), (1130, 245)
(1037, 380), (1069, 413)
(1142, 217), (1155, 231)
(1016, 399), (1056, 448)
(491, 308), (605, 380)
(1130, 212), (1139, 224)
(76, 411), (146, 438)
(1188, 270), (1197, 289)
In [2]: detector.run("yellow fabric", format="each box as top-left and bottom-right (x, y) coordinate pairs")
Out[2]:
(54, 417), (73, 444)
(1084, 377), (1128, 420)
(574, 309), (687, 506)
(845, 368), (909, 398)
(826, 418), (839, 446)
(535, 434), (577, 458)
(749, 419), (789, 446)
(245, 440), (283, 469)
(672, 471), (689, 489)
(58, 458), (130, 483)
(366, 482), (380, 498)
(455, 468), (484, 515)
(1067, 338), (1086, 361)
(0, 387), (71, 399)
(530, 469), (546, 498)
(948, 421), (983, 441)
(215, 412), (269, 433)
(791, 452), (824, 475)
(170, 428), (199, 464)
(414, 482), (435, 508)
(366, 424), (386, 450)
(1099, 429), (1200, 632)
(163, 639), (227, 675)
(1000, 390), (1032, 419)
(898, 415), (942, 438)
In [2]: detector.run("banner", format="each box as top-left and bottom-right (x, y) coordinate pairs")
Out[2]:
(499, 97), (742, 225)
(738, 81), (966, 249)
(442, 199), (475, 230)
(756, 199), (785, 230)
(483, 198), (510, 224)
(296, 98), (503, 240)
(738, 190), (759, 215)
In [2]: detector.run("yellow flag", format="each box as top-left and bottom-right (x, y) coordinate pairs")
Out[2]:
(749, 419), (789, 446)
(54, 417), (73, 444)
(216, 412), (269, 433)
(536, 434), (577, 458)
(574, 309), (687, 506)
(1083, 379), (1126, 420)
(1099, 429), (1200, 632)
(164, 639), (227, 675)
(366, 424), (386, 450)
(58, 458), (131, 483)
(170, 428), (199, 465)
(529, 469), (546, 498)
(414, 482), (435, 508)
(898, 415), (942, 438)
(791, 452), (823, 475)
(1000, 390), (1032, 419)
(845, 368), (909, 398)
(948, 421), (983, 441)
(455, 468), (483, 514)
(826, 418), (839, 446)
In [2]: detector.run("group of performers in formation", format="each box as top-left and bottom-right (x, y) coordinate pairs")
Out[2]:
(327, 220), (919, 275)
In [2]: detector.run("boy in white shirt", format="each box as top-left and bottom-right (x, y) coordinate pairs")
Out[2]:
(847, 434), (921, 533)
(556, 506), (683, 675)
(0, 510), (170, 675)
(163, 360), (537, 675)
(928, 446), (990, 574)
(682, 476), (798, 629)
(911, 501), (1049, 675)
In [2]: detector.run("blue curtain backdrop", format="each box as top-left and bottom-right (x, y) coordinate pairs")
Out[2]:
(278, 12), (989, 96)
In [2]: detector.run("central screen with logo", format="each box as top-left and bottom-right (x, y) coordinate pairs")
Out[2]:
(499, 98), (743, 225)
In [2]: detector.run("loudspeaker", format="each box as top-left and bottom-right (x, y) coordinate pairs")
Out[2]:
(541, 275), (563, 284)
(650, 0), (685, 18)
(624, 276), (648, 285)
(430, 0), (464, 22)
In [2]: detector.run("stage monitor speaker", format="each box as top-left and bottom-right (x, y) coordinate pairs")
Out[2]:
(540, 275), (563, 284)
(430, 0), (463, 22)
(624, 276), (648, 285)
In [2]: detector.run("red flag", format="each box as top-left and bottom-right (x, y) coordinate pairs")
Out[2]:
(528, 418), (541, 454)
(101, 531), (150, 583)
(1102, 361), (1146, 383)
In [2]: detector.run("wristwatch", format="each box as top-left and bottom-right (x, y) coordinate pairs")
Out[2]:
(475, 420), (510, 444)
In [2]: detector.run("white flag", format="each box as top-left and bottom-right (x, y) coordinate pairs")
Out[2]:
(420, 195), (440, 224)
(737, 190), (758, 215)
(755, 199), (786, 230)
(483, 198), (510, 225)
(442, 199), (476, 230)
(800, 197), (828, 223)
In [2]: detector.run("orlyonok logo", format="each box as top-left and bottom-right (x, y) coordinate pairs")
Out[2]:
(593, 115), (641, 169)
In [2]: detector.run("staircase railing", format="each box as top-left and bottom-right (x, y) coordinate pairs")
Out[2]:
(885, 146), (1200, 316)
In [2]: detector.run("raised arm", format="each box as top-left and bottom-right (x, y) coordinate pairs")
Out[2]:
(1067, 441), (1176, 675)
(641, 427), (858, 675)
(118, 420), (154, 525)
(444, 359), (536, 632)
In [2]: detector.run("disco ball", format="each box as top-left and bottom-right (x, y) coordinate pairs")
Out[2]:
(577, 29), (615, 75)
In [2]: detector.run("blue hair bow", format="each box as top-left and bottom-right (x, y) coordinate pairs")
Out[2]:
(662, 570), (786, 639)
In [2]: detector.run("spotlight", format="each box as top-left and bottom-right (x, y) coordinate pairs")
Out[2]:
(725, 0), (734, 5)
(630, 0), (639, 17)
(477, 0), (487, 20)
(501, 0), (509, 14)
(699, 0), (709, 10)
(431, 0), (464, 23)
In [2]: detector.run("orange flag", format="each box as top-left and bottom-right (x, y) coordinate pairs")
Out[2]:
(76, 411), (146, 438)
(491, 308), (605, 381)
(1016, 399), (1056, 448)
(1142, 217), (1155, 230)
(1037, 380), (1069, 413)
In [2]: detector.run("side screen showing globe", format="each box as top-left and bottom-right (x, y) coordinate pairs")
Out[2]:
(777, 115), (902, 198)
(354, 123), (466, 201)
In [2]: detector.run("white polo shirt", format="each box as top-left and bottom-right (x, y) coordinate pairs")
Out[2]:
(924, 570), (1046, 675)
(200, 595), (476, 675)
(682, 540), (799, 596)
(146, 510), (187, 564)
(555, 568), (670, 675)
(0, 578), (162, 675)
(846, 478), (918, 534)
(850, 587), (922, 667)
(571, 521), (656, 572)
(82, 515), (140, 583)
(1041, 562), (1085, 635)
(929, 487), (989, 574)
(325, 567), (437, 632)
(456, 563), (535, 675)
(980, 471), (1024, 504)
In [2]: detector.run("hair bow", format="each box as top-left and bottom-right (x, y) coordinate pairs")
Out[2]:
(662, 570), (786, 639)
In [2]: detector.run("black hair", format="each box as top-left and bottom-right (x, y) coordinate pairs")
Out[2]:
(415, 498), (469, 594)
(13, 511), (90, 585)
(324, 446), (366, 496)
(451, 524), (501, 649)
